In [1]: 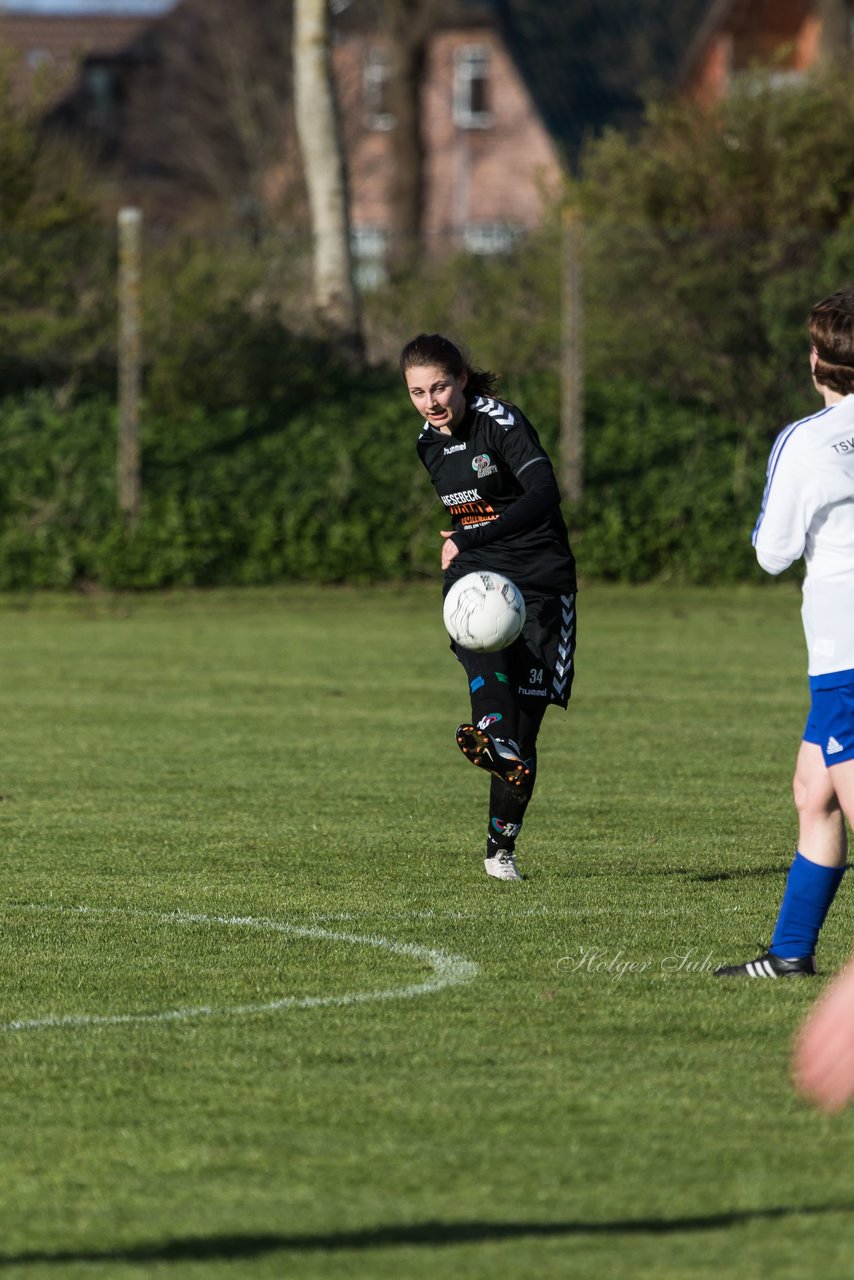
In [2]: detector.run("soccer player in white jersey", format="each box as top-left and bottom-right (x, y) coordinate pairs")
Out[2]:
(716, 288), (854, 978)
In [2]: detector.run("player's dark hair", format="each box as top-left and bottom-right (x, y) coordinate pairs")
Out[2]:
(810, 288), (854, 396)
(399, 333), (498, 399)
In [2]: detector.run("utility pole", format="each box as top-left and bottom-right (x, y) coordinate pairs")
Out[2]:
(559, 205), (584, 510)
(819, 0), (850, 64)
(818, 0), (852, 65)
(117, 207), (142, 526)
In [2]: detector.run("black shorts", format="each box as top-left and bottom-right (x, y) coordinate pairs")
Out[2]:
(452, 591), (577, 709)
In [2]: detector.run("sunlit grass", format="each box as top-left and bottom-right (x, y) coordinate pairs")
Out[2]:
(0, 581), (851, 1280)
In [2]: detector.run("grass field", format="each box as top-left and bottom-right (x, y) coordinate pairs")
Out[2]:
(2, 581), (854, 1279)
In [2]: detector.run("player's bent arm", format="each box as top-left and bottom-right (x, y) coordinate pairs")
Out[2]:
(452, 461), (561, 553)
(752, 515), (806, 575)
(752, 446), (813, 576)
(754, 545), (797, 576)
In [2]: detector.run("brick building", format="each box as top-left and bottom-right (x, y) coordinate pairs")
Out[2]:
(334, 18), (563, 268)
(683, 0), (854, 103)
(1, 0), (703, 276)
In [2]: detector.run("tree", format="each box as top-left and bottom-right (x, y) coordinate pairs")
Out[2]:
(575, 67), (854, 438)
(377, 0), (454, 276)
(381, 0), (428, 276)
(0, 61), (110, 394)
(332, 0), (456, 276)
(121, 0), (298, 227)
(293, 0), (364, 363)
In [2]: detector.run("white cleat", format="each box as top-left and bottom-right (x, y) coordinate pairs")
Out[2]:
(484, 850), (524, 881)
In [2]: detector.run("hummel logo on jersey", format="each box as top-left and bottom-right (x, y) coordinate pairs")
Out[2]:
(827, 736), (845, 755)
(443, 442), (466, 454)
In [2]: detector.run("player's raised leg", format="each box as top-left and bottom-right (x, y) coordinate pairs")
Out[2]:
(454, 647), (530, 788)
(455, 722), (531, 789)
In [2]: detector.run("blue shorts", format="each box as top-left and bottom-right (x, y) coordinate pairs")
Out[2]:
(804, 677), (854, 766)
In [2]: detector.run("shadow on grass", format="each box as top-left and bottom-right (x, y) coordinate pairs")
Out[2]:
(693, 867), (788, 883)
(3, 1204), (853, 1267)
(626, 867), (788, 883)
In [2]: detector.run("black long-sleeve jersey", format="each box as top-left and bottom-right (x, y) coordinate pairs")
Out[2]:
(416, 394), (577, 595)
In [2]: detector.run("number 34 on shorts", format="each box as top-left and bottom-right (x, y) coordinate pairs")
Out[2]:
(514, 592), (577, 709)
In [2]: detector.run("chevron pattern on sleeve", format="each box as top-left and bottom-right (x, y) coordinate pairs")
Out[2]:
(473, 396), (517, 428)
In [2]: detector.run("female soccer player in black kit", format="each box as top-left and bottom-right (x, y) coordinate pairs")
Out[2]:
(401, 333), (578, 881)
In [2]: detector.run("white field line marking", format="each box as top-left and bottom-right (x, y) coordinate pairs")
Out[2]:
(0, 905), (479, 1034)
(303, 904), (738, 923)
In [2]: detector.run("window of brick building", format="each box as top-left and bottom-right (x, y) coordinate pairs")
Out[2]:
(364, 46), (394, 130)
(84, 61), (119, 135)
(463, 222), (520, 255)
(351, 225), (388, 289)
(26, 48), (53, 70)
(453, 44), (491, 128)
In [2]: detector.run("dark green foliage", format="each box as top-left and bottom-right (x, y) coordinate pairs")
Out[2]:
(0, 366), (800, 589)
(577, 380), (774, 583)
(0, 65), (115, 395)
(577, 69), (854, 431)
(363, 221), (564, 382)
(0, 366), (442, 589)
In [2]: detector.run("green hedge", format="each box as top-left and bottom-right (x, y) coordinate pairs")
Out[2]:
(577, 379), (781, 583)
(0, 373), (437, 590)
(0, 366), (798, 589)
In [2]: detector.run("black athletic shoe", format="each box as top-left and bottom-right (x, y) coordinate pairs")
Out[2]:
(455, 724), (531, 789)
(714, 951), (817, 978)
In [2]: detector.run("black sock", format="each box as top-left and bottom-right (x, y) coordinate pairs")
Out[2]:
(486, 766), (536, 855)
(467, 668), (518, 744)
(486, 762), (535, 855)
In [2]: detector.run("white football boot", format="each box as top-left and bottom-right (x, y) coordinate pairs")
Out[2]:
(484, 849), (524, 881)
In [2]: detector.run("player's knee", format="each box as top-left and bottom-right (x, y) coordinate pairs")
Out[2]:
(793, 770), (838, 821)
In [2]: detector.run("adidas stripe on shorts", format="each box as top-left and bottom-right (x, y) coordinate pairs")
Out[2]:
(803, 678), (854, 766)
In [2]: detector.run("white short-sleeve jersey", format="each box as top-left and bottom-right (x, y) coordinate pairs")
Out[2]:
(753, 394), (854, 678)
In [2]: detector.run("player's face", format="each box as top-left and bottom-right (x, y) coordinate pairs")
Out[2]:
(405, 364), (468, 433)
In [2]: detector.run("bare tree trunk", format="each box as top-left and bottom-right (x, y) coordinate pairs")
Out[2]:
(125, 0), (296, 224)
(818, 0), (852, 64)
(383, 1), (428, 277)
(294, 0), (364, 363)
(380, 0), (453, 276)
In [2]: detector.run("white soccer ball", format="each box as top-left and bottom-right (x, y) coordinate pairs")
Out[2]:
(442, 570), (526, 652)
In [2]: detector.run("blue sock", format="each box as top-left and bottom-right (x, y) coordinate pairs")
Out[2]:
(769, 851), (846, 959)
